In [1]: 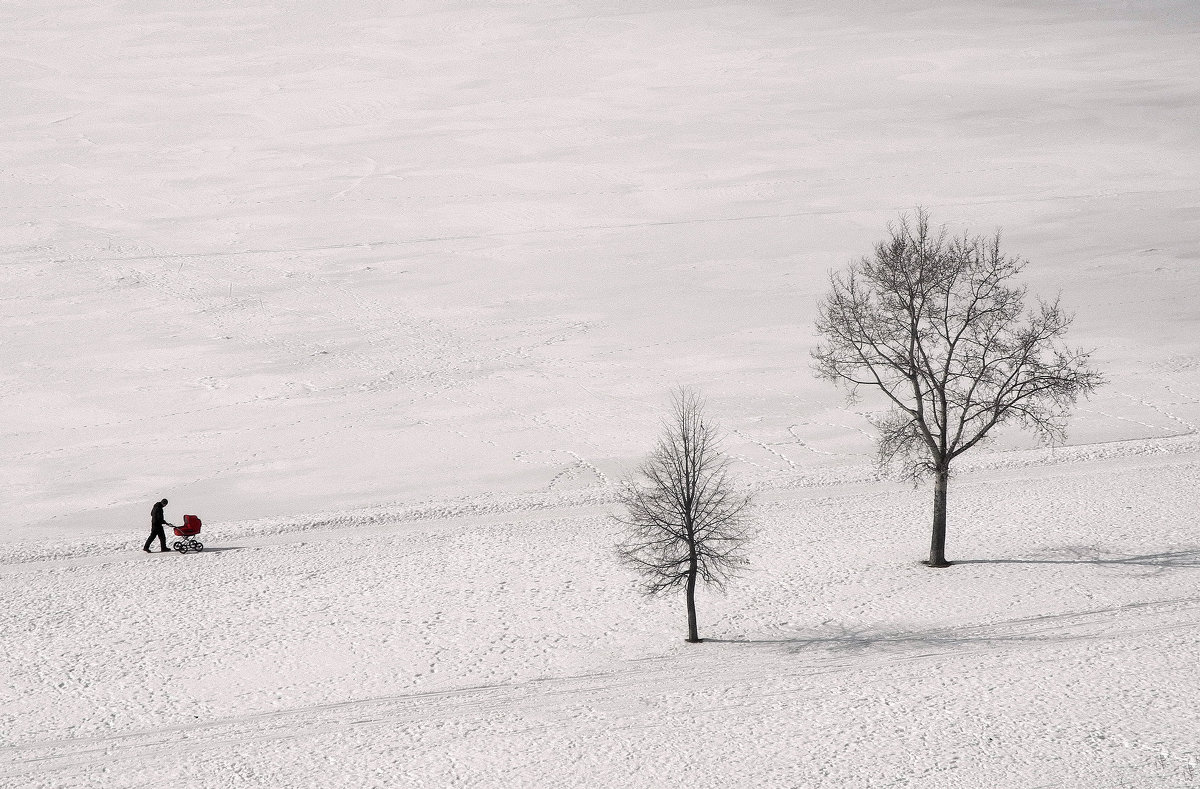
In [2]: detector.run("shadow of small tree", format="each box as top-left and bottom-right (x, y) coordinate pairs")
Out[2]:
(705, 546), (1200, 654)
(711, 576), (1200, 655)
(709, 624), (1052, 655)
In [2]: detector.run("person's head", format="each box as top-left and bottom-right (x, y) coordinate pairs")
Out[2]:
(160, 498), (169, 506)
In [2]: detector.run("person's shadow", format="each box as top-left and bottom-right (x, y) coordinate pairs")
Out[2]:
(181, 546), (246, 554)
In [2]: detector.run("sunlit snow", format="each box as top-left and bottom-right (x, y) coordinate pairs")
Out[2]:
(3, 1), (1199, 787)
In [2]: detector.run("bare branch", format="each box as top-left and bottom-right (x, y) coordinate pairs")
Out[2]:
(812, 208), (1104, 565)
(614, 388), (754, 638)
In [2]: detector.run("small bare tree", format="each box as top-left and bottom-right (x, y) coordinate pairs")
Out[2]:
(813, 209), (1103, 567)
(616, 388), (752, 643)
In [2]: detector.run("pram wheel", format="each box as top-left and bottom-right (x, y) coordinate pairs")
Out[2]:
(193, 541), (204, 552)
(172, 541), (184, 552)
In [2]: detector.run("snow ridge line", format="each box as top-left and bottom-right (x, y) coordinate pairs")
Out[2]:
(4, 431), (1199, 568)
(0, 487), (622, 568)
(3, 595), (1198, 780)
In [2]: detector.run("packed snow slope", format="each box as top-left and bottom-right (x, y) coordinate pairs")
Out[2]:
(3, 0), (1200, 787)
(3, 0), (1199, 536)
(3, 446), (1200, 788)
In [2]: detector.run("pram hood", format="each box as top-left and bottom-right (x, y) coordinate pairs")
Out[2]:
(175, 514), (202, 536)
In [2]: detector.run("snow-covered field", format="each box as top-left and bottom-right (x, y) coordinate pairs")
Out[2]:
(3, 1), (1200, 786)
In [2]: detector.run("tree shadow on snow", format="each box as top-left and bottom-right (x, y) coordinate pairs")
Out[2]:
(705, 549), (1200, 654)
(710, 614), (1163, 655)
(708, 627), (1046, 654)
(956, 547), (1200, 573)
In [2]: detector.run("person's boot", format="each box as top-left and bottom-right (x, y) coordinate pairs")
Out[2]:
(143, 547), (151, 553)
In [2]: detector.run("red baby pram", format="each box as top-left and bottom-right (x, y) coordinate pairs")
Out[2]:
(172, 514), (204, 554)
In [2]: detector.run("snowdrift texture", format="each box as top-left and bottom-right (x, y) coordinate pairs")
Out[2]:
(3, 0), (1199, 786)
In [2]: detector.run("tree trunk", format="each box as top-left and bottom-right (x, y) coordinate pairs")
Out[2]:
(927, 465), (951, 567)
(685, 555), (701, 642)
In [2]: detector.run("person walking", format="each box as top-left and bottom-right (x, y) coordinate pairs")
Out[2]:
(144, 498), (173, 553)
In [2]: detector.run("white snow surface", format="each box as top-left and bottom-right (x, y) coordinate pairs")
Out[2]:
(3, 0), (1200, 786)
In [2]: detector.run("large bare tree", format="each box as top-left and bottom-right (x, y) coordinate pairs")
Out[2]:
(616, 388), (752, 642)
(813, 210), (1103, 567)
